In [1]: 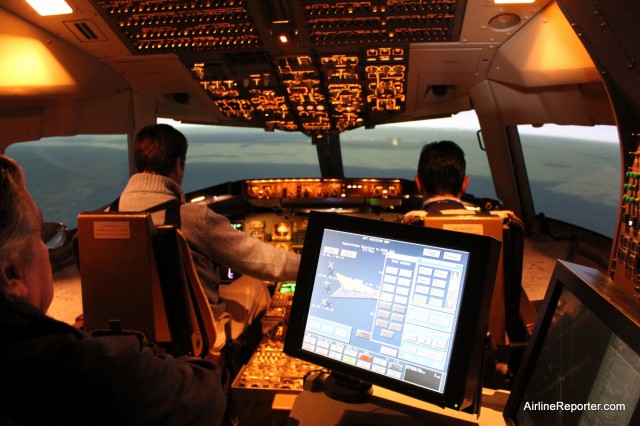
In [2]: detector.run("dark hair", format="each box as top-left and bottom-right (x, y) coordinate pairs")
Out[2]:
(417, 140), (466, 197)
(134, 124), (188, 175)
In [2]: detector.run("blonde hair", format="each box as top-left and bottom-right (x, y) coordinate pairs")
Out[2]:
(0, 156), (38, 287)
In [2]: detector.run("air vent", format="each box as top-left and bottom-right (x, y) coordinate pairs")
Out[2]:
(64, 20), (107, 42)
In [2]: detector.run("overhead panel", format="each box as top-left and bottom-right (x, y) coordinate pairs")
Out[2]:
(94, 0), (466, 137)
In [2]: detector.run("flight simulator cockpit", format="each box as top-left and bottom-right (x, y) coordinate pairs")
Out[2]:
(8, 0), (639, 423)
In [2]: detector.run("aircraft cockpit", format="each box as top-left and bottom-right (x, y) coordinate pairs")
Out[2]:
(2, 0), (640, 424)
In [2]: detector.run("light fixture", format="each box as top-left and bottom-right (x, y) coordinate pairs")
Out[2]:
(0, 35), (76, 91)
(489, 13), (522, 30)
(25, 0), (73, 16)
(272, 20), (293, 45)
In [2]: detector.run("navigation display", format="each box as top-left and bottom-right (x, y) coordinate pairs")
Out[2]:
(504, 261), (640, 425)
(301, 228), (469, 394)
(285, 211), (502, 413)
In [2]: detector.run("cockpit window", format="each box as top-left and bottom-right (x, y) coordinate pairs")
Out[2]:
(6, 125), (321, 228)
(166, 121), (320, 192)
(519, 124), (620, 237)
(340, 110), (497, 200)
(6, 114), (617, 239)
(4, 111), (495, 229)
(6, 135), (129, 229)
(171, 113), (497, 202)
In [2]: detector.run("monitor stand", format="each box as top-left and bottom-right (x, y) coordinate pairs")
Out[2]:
(321, 371), (373, 403)
(290, 371), (484, 426)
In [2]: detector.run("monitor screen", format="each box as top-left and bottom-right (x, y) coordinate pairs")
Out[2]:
(504, 260), (640, 425)
(284, 211), (501, 413)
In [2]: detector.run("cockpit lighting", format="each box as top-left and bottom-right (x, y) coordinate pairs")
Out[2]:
(25, 0), (73, 16)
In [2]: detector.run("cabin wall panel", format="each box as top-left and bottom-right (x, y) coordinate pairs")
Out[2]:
(407, 45), (492, 117)
(0, 0), (131, 58)
(459, 0), (552, 44)
(0, 5), (134, 145)
(556, 0), (640, 160)
(104, 56), (221, 125)
(0, 8), (129, 97)
(0, 89), (134, 148)
(489, 2), (600, 88)
(0, 109), (43, 152)
(489, 81), (614, 127)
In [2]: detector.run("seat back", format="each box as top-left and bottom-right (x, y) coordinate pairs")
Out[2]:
(423, 211), (524, 346)
(156, 226), (219, 357)
(76, 212), (215, 357)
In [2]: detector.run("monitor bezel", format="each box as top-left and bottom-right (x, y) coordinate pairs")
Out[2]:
(284, 211), (502, 412)
(504, 260), (640, 424)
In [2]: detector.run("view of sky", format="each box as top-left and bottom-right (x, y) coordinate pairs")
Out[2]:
(390, 111), (619, 143)
(7, 115), (621, 236)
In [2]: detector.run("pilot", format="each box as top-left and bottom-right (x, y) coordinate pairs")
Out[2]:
(402, 141), (522, 387)
(0, 155), (225, 425)
(116, 123), (300, 352)
(402, 140), (472, 224)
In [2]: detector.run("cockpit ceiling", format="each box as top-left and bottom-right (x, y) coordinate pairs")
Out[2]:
(93, 0), (466, 137)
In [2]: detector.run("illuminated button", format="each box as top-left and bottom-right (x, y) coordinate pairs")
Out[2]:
(249, 220), (265, 229)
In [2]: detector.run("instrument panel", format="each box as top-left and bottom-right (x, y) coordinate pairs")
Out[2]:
(92, 0), (466, 136)
(240, 210), (404, 254)
(194, 177), (416, 282)
(613, 137), (640, 299)
(244, 214), (307, 254)
(246, 178), (401, 199)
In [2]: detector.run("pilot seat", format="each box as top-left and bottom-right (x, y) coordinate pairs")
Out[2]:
(405, 207), (533, 385)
